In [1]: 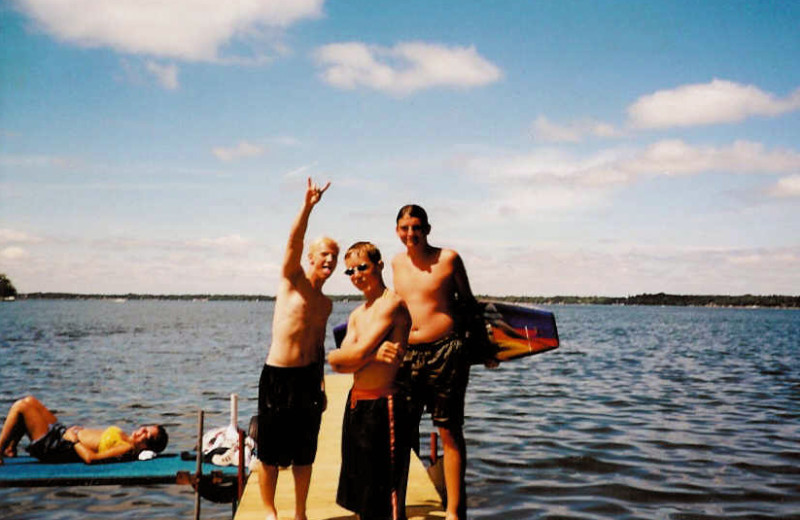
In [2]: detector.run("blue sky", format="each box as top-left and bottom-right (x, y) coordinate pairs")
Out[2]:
(1, 0), (798, 296)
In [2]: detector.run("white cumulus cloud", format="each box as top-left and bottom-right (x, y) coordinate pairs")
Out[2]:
(464, 140), (800, 187)
(1, 246), (29, 260)
(458, 139), (800, 214)
(314, 41), (502, 95)
(460, 146), (637, 187)
(627, 79), (800, 129)
(626, 140), (800, 176)
(13, 0), (324, 62)
(768, 174), (800, 198)
(212, 141), (266, 162)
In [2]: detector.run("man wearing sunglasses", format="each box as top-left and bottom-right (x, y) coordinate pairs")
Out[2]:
(392, 204), (482, 520)
(258, 178), (339, 520)
(329, 242), (411, 520)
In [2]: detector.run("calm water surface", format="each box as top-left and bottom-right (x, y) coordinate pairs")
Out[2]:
(0, 300), (798, 519)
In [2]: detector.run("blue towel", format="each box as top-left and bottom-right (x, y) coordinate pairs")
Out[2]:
(0, 455), (240, 488)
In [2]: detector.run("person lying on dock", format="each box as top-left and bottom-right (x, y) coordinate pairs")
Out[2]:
(328, 241), (411, 520)
(0, 395), (168, 465)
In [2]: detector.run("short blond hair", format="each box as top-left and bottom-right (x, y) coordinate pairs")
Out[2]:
(308, 236), (339, 256)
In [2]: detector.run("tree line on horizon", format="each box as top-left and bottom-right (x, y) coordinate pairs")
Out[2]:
(494, 293), (800, 308)
(0, 274), (17, 298)
(11, 290), (800, 308)
(4, 272), (797, 308)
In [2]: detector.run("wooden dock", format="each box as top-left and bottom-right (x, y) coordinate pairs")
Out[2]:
(233, 374), (443, 520)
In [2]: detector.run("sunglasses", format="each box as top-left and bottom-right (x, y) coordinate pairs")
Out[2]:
(344, 263), (370, 276)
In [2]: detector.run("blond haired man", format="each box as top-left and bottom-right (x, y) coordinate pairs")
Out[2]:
(258, 178), (338, 520)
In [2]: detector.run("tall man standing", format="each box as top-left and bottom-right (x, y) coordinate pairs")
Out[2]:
(392, 204), (480, 520)
(258, 178), (339, 520)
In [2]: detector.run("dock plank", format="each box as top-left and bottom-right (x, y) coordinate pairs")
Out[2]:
(234, 374), (443, 520)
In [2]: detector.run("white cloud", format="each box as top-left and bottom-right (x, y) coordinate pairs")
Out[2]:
(145, 61), (179, 90)
(531, 80), (800, 141)
(460, 146), (637, 188)
(212, 141), (266, 161)
(465, 243), (800, 296)
(494, 184), (611, 215)
(768, 175), (800, 198)
(14, 0), (324, 62)
(314, 41), (502, 95)
(458, 139), (800, 214)
(0, 229), (42, 244)
(532, 115), (622, 143)
(464, 140), (800, 185)
(626, 140), (800, 176)
(1, 246), (29, 260)
(628, 79), (800, 129)
(457, 148), (632, 216)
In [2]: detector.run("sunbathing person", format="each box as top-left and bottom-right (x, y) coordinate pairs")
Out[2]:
(0, 395), (168, 464)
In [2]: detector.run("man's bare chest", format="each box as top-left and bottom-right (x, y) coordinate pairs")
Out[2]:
(397, 263), (452, 294)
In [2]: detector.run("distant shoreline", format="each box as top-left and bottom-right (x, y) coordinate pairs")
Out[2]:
(11, 292), (800, 309)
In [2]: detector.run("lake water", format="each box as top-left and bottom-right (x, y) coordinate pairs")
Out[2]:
(0, 300), (798, 519)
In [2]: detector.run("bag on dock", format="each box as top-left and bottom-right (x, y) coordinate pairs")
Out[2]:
(201, 424), (255, 468)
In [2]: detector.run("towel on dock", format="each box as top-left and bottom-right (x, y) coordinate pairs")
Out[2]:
(0, 455), (239, 488)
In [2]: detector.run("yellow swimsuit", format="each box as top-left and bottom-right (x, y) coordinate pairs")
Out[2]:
(97, 426), (125, 453)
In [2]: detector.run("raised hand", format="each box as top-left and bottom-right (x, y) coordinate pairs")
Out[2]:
(305, 177), (331, 207)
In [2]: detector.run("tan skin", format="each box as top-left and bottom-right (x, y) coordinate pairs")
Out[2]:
(0, 395), (160, 465)
(260, 178), (338, 520)
(328, 251), (410, 392)
(267, 178), (337, 369)
(328, 248), (410, 520)
(392, 213), (480, 520)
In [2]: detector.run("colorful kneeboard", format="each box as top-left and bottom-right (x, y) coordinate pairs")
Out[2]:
(332, 300), (559, 363)
(476, 300), (559, 362)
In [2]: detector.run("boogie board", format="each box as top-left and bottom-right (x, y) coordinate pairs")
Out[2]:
(332, 299), (559, 363)
(474, 300), (559, 361)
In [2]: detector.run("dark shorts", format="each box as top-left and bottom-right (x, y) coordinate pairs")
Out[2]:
(26, 423), (81, 463)
(395, 334), (470, 430)
(257, 363), (324, 467)
(336, 392), (409, 520)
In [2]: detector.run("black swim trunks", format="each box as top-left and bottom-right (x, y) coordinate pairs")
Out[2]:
(395, 334), (470, 430)
(26, 423), (81, 463)
(257, 363), (324, 467)
(336, 391), (409, 520)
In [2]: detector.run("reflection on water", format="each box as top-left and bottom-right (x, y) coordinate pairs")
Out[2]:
(1, 301), (798, 519)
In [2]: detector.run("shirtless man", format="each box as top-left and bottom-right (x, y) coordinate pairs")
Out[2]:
(392, 204), (482, 520)
(329, 242), (411, 520)
(257, 178), (338, 520)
